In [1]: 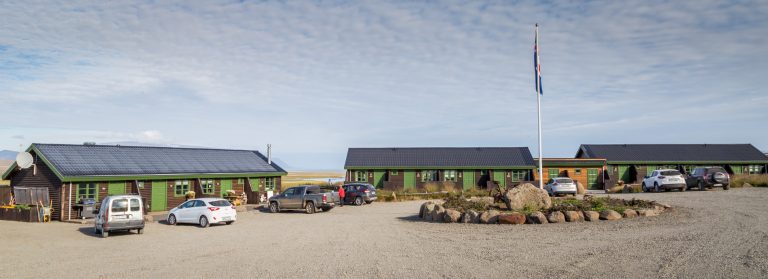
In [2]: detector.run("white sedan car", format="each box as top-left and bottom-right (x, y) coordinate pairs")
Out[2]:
(544, 177), (577, 196)
(642, 169), (686, 192)
(167, 198), (237, 227)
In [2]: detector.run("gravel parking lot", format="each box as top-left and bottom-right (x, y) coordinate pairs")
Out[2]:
(1, 188), (767, 278)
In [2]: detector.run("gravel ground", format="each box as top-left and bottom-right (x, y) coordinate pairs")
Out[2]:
(1, 188), (767, 279)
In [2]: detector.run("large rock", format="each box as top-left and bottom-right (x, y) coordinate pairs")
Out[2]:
(576, 181), (586, 195)
(420, 202), (436, 219)
(599, 210), (622, 221)
(622, 209), (638, 219)
(526, 211), (548, 224)
(547, 211), (566, 223)
(422, 203), (437, 221)
(498, 213), (526, 225)
(583, 211), (600, 221)
(637, 209), (659, 217)
(502, 183), (552, 211)
(564, 211), (584, 222)
(443, 209), (462, 223)
(468, 196), (495, 206)
(431, 205), (446, 222)
(461, 210), (481, 223)
(479, 210), (501, 224)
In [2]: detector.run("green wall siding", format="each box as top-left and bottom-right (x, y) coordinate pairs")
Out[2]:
(403, 170), (415, 189)
(617, 165), (630, 182)
(108, 181), (126, 195)
(220, 179), (232, 197)
(731, 165), (743, 174)
(493, 171), (506, 187)
(151, 181), (167, 212)
(462, 171), (475, 190)
(373, 171), (385, 188)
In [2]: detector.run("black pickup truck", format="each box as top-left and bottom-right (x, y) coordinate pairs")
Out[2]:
(268, 185), (339, 214)
(685, 167), (731, 191)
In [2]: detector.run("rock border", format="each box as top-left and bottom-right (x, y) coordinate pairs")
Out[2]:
(418, 200), (670, 225)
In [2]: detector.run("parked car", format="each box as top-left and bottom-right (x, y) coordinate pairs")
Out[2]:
(544, 177), (577, 196)
(642, 169), (686, 192)
(94, 194), (145, 238)
(167, 198), (237, 227)
(685, 167), (730, 191)
(342, 183), (378, 205)
(268, 185), (338, 214)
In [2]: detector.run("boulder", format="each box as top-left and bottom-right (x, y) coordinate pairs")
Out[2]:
(622, 209), (638, 219)
(743, 183), (753, 187)
(431, 205), (446, 222)
(419, 202), (435, 219)
(583, 211), (600, 221)
(443, 209), (462, 223)
(422, 203), (437, 221)
(498, 213), (526, 225)
(461, 209), (481, 223)
(599, 210), (622, 221)
(479, 210), (501, 224)
(576, 181), (586, 195)
(547, 211), (566, 223)
(502, 183), (552, 211)
(637, 209), (659, 217)
(526, 211), (548, 224)
(564, 211), (583, 222)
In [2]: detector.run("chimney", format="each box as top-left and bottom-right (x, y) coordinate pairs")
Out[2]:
(267, 144), (272, 165)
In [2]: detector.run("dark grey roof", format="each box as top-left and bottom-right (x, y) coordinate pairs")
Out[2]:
(33, 143), (285, 177)
(344, 147), (535, 168)
(576, 144), (768, 163)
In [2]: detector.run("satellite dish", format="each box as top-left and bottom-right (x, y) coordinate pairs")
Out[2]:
(16, 152), (34, 169)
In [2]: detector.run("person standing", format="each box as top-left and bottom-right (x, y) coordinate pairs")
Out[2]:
(338, 185), (346, 207)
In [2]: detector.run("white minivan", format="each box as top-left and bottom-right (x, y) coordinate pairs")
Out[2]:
(94, 195), (145, 238)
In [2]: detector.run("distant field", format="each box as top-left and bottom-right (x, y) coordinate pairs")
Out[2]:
(282, 171), (345, 187)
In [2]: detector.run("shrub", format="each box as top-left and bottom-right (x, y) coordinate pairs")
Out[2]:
(423, 183), (440, 193)
(731, 174), (768, 187)
(442, 196), (488, 212)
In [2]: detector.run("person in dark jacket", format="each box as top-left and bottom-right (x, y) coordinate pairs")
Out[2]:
(338, 185), (346, 207)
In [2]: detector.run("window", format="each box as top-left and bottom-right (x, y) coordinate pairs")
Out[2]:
(174, 180), (190, 196)
(390, 170), (398, 176)
(683, 165), (697, 174)
(111, 199), (128, 213)
(265, 177), (276, 191)
(355, 171), (367, 182)
(548, 168), (559, 178)
(575, 169), (582, 175)
(748, 165), (763, 174)
(237, 178), (244, 184)
(137, 181), (144, 189)
(201, 179), (214, 194)
(130, 199), (140, 212)
(421, 170), (439, 182)
(510, 170), (527, 182)
(209, 200), (232, 207)
(444, 170), (457, 182)
(77, 183), (97, 200)
(283, 188), (296, 195)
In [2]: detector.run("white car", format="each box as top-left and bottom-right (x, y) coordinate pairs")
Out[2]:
(167, 198), (237, 227)
(642, 169), (686, 192)
(544, 177), (577, 196)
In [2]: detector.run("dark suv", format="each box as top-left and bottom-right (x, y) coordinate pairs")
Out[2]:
(685, 167), (731, 191)
(342, 183), (378, 206)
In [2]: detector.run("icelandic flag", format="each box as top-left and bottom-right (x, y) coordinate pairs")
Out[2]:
(534, 24), (542, 95)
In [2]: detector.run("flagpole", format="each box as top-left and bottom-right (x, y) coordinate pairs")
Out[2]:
(535, 24), (544, 190)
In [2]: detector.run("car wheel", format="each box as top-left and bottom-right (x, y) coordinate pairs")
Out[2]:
(680, 186), (686, 192)
(137, 228), (143, 235)
(641, 183), (647, 192)
(698, 181), (705, 191)
(269, 202), (279, 213)
(225, 221), (234, 225)
(723, 183), (730, 190)
(199, 216), (209, 228)
(654, 183), (660, 193)
(305, 202), (316, 214)
(354, 197), (364, 206)
(101, 230), (109, 238)
(167, 214), (177, 225)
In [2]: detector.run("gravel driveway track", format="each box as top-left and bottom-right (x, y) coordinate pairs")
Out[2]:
(1, 188), (767, 278)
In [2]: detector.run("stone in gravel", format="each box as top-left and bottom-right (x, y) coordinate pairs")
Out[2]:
(502, 183), (552, 211)
(479, 210), (501, 224)
(637, 209), (658, 217)
(564, 211), (583, 222)
(547, 211), (565, 223)
(420, 202), (435, 219)
(431, 205), (446, 222)
(498, 213), (526, 225)
(656, 203), (672, 209)
(622, 209), (638, 218)
(583, 211), (600, 221)
(599, 210), (622, 221)
(526, 211), (548, 224)
(461, 209), (481, 223)
(443, 209), (462, 223)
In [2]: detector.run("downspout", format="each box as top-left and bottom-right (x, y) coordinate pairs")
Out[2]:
(68, 182), (72, 221)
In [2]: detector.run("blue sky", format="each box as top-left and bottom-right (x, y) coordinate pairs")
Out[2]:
(1, 1), (767, 170)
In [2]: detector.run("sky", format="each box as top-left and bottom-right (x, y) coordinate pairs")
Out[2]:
(1, 1), (767, 170)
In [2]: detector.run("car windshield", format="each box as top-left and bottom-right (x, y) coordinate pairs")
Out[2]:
(555, 178), (573, 184)
(661, 171), (682, 176)
(209, 200), (231, 207)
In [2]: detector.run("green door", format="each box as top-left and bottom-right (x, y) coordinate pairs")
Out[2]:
(373, 171), (385, 188)
(151, 181), (167, 212)
(462, 170), (475, 190)
(587, 169), (599, 190)
(617, 165), (630, 182)
(108, 181), (126, 195)
(220, 179), (233, 197)
(730, 165), (743, 175)
(403, 170), (415, 190)
(493, 171), (506, 187)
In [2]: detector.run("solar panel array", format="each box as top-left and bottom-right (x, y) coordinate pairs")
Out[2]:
(344, 147), (535, 168)
(579, 144), (768, 162)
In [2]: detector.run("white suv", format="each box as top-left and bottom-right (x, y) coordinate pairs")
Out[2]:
(642, 169), (686, 192)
